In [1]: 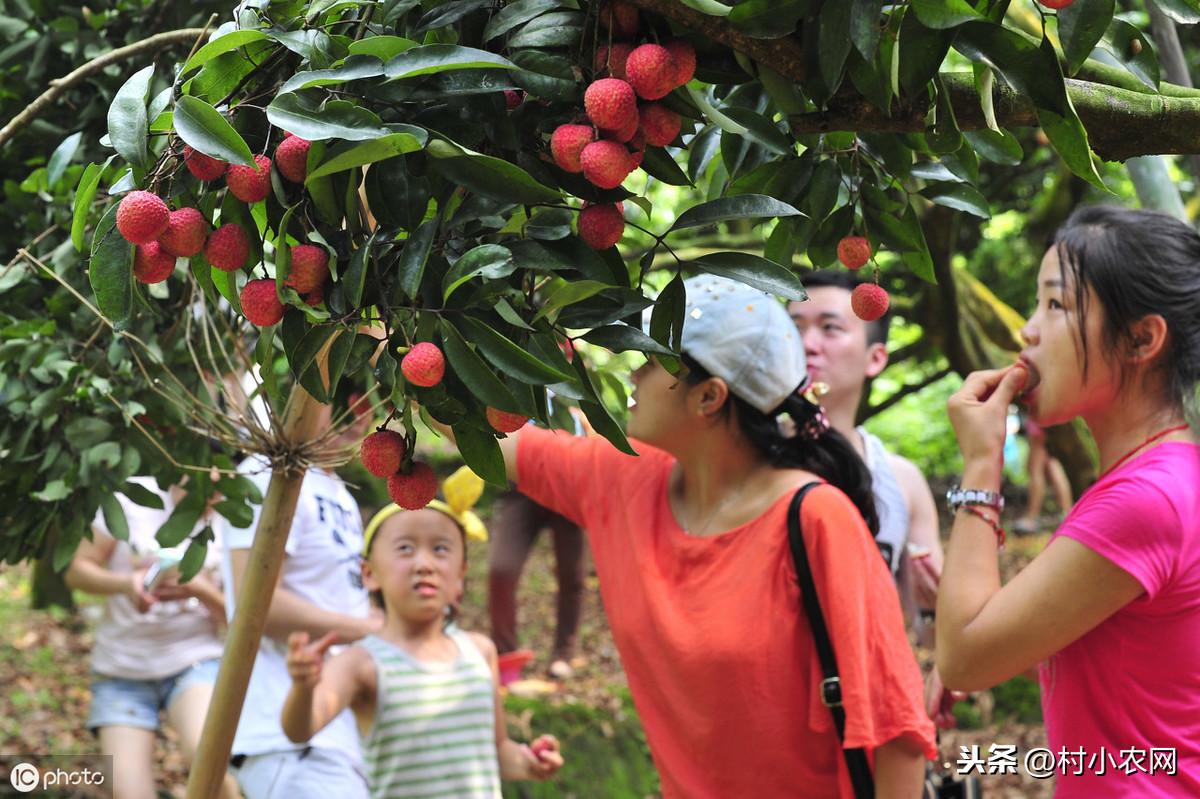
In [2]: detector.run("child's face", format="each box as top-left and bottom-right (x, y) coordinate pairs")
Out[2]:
(362, 510), (466, 623)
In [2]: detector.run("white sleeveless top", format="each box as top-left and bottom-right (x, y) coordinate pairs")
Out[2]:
(858, 426), (910, 576)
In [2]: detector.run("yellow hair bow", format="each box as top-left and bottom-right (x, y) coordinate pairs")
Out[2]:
(362, 466), (489, 556)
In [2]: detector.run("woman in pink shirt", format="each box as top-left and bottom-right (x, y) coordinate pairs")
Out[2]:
(938, 205), (1200, 797)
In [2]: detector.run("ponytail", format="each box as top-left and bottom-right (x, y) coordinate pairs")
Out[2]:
(680, 354), (879, 536)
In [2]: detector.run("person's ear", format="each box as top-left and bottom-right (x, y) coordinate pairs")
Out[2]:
(864, 341), (889, 379)
(361, 559), (380, 592)
(695, 377), (730, 419)
(1128, 314), (1169, 364)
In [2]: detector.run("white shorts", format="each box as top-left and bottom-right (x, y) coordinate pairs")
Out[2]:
(233, 747), (368, 799)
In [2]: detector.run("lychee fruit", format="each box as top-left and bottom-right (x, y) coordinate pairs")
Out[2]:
(625, 44), (676, 101)
(348, 391), (372, 419)
(226, 154), (272, 203)
(183, 146), (227, 182)
(578, 203), (625, 249)
(286, 244), (330, 293)
(584, 78), (638, 132)
(360, 429), (407, 477)
(580, 140), (633, 189)
(240, 278), (285, 327)
(504, 89), (525, 109)
(401, 342), (446, 388)
(601, 113), (639, 144)
(560, 338), (575, 362)
(157, 207), (208, 258)
(597, 0), (639, 38)
(550, 125), (595, 173)
(837, 236), (872, 270)
(274, 135), (310, 184)
(116, 191), (170, 245)
(627, 130), (646, 168)
(204, 223), (250, 272)
(1037, 0), (1073, 8)
(665, 39), (697, 88)
(387, 461), (439, 510)
(639, 104), (682, 147)
(487, 408), (529, 434)
(304, 282), (325, 307)
(595, 43), (634, 80)
(133, 242), (176, 284)
(851, 283), (890, 322)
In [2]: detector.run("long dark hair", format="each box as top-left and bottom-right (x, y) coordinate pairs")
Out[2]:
(1052, 205), (1200, 414)
(680, 354), (879, 535)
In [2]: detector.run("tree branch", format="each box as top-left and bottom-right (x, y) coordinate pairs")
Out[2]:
(863, 366), (954, 421)
(0, 27), (210, 150)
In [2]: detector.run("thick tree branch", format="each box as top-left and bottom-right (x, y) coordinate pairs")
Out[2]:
(863, 366), (954, 421)
(0, 27), (210, 150)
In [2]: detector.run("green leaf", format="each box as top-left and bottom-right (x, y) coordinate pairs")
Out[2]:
(451, 424), (507, 485)
(494, 298), (534, 330)
(178, 533), (210, 582)
(443, 244), (516, 299)
(582, 324), (674, 355)
(963, 129), (1023, 165)
(690, 252), (807, 299)
(99, 493), (129, 541)
(920, 181), (990, 217)
(325, 329), (357, 398)
(1100, 19), (1159, 90)
(649, 273), (685, 353)
(671, 194), (804, 232)
(727, 0), (810, 38)
(679, 0), (732, 15)
(426, 139), (559, 204)
(184, 30), (270, 72)
(348, 36), (419, 60)
(64, 418), (114, 449)
(123, 481), (164, 509)
(383, 44), (516, 81)
(279, 55), (385, 94)
(415, 0), (491, 32)
(911, 0), (981, 29)
(156, 495), (205, 548)
(72, 160), (108, 252)
(457, 317), (574, 384)
(639, 147), (693, 186)
(1057, 0), (1115, 75)
(532, 280), (610, 323)
(88, 203), (132, 323)
(719, 107), (792, 155)
(266, 93), (388, 142)
(33, 479), (70, 502)
(440, 319), (520, 410)
(804, 159), (842, 223)
(508, 12), (584, 48)
(47, 131), (82, 190)
(343, 231), (376, 308)
(399, 217), (438, 299)
(898, 12), (954, 95)
(1153, 0), (1200, 24)
(306, 128), (427, 180)
(484, 0), (567, 40)
(174, 96), (256, 167)
(107, 64), (153, 169)
(850, 0), (882, 60)
(573, 356), (635, 455)
(818, 0), (853, 92)
(509, 50), (578, 102)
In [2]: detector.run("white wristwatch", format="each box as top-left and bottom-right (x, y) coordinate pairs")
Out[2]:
(946, 485), (1004, 513)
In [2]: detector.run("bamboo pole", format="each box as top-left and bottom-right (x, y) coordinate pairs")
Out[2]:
(185, 382), (326, 799)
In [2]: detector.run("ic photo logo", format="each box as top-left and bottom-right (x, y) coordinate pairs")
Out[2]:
(9, 762), (39, 793)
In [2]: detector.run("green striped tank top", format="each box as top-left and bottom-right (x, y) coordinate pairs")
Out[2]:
(360, 629), (502, 799)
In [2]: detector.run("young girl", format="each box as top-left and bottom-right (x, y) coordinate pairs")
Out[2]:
(280, 467), (563, 798)
(939, 205), (1200, 796)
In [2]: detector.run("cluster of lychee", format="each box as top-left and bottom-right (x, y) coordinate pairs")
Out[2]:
(550, 1), (696, 251)
(111, 133), (321, 328)
(835, 234), (890, 322)
(356, 342), (531, 509)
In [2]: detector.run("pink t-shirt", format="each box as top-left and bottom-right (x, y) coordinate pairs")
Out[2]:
(1040, 442), (1200, 797)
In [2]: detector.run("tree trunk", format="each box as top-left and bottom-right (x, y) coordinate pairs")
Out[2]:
(185, 383), (326, 799)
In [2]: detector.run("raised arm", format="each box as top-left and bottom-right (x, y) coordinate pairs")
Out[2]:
(281, 633), (375, 743)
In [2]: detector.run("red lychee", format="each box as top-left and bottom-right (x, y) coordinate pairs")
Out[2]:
(665, 39), (697, 88)
(560, 338), (575, 362)
(387, 461), (439, 510)
(584, 78), (638, 132)
(133, 241), (176, 284)
(304, 282), (325, 307)
(487, 408), (529, 434)
(240, 278), (284, 327)
(360, 429), (407, 477)
(639, 104), (682, 147)
(601, 113), (639, 144)
(625, 44), (676, 101)
(226, 154), (272, 203)
(837, 236), (872, 270)
(183, 146), (227, 182)
(274, 135), (310, 184)
(597, 0), (639, 38)
(1037, 0), (1073, 8)
(204, 223), (250, 272)
(401, 342), (446, 388)
(504, 89), (525, 109)
(116, 191), (170, 245)
(580, 140), (633, 189)
(627, 130), (646, 168)
(157, 207), (208, 258)
(286, 244), (330, 293)
(594, 43), (634, 80)
(578, 203), (625, 249)
(851, 283), (890, 322)
(550, 124), (595, 173)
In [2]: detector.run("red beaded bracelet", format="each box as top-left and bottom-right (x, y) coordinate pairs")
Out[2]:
(957, 505), (1006, 549)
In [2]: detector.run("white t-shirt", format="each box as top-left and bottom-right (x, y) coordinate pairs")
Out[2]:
(90, 477), (226, 680)
(216, 457), (369, 764)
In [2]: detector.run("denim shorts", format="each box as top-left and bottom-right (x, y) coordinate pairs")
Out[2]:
(87, 657), (221, 732)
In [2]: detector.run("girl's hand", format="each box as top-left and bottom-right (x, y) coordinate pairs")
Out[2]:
(525, 735), (563, 779)
(924, 668), (967, 730)
(947, 364), (1029, 468)
(286, 631), (339, 688)
(126, 569), (158, 613)
(152, 570), (216, 603)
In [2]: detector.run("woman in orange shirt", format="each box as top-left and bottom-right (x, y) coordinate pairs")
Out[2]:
(465, 275), (935, 797)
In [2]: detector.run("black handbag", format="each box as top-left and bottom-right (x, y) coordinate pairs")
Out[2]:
(787, 485), (983, 799)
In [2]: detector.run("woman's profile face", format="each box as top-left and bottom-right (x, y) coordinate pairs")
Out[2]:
(626, 357), (694, 445)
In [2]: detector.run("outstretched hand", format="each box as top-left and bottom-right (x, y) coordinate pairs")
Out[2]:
(524, 735), (564, 780)
(286, 631), (340, 688)
(947, 363), (1029, 468)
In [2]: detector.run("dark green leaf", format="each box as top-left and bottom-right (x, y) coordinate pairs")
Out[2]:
(850, 0), (882, 60)
(727, 0), (810, 38)
(807, 204), (855, 268)
(484, 0), (566, 40)
(348, 36), (420, 60)
(72, 160), (107, 252)
(415, 0), (491, 32)
(89, 203), (133, 323)
(443, 244), (516, 299)
(533, 280), (610, 323)
(64, 418), (114, 449)
(1058, 0), (1115, 75)
(804, 159), (842, 223)
(426, 139), (559, 204)
(690, 252), (807, 299)
(266, 93), (388, 141)
(818, 0), (853, 92)
(639, 147), (693, 186)
(343, 231), (376, 307)
(581, 324), (674, 355)
(898, 12), (954, 95)
(457, 317), (573, 384)
(509, 12), (584, 48)
(898, 203), (936, 283)
(156, 495), (206, 548)
(47, 131), (82, 190)
(1153, 0), (1200, 24)
(719, 107), (792, 155)
(440, 319), (520, 410)
(453, 425), (508, 487)
(108, 64), (153, 169)
(384, 44), (516, 81)
(509, 50), (578, 103)
(1100, 19), (1159, 90)
(962, 129), (1023, 165)
(174, 96), (256, 167)
(920, 181), (990, 217)
(184, 30), (270, 72)
(911, 0), (981, 29)
(670, 194), (804, 232)
(399, 217), (438, 299)
(178, 532), (211, 582)
(279, 55), (385, 94)
(307, 128), (427, 180)
(649, 273), (685, 353)
(122, 481), (165, 509)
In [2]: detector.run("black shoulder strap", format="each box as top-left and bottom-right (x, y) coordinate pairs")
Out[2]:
(788, 483), (875, 799)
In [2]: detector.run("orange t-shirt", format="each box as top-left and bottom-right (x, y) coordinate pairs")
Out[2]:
(517, 427), (936, 798)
